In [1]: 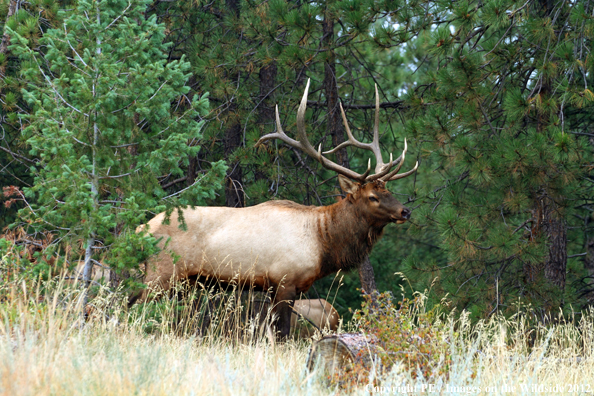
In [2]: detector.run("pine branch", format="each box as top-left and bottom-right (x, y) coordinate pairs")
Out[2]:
(306, 100), (406, 110)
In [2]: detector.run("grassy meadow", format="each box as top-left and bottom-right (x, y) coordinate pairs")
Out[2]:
(1, 262), (594, 395)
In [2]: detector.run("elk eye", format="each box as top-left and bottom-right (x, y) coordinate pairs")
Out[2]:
(369, 196), (379, 202)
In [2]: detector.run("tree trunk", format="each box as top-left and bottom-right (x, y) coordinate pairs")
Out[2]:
(545, 217), (567, 289)
(224, 120), (244, 208)
(585, 238), (594, 276)
(322, 14), (349, 168)
(583, 236), (594, 303)
(358, 256), (377, 294)
(322, 12), (377, 292)
(254, 62), (278, 184)
(532, 191), (567, 290)
(223, 0), (244, 208)
(258, 62), (277, 125)
(528, 0), (567, 293)
(82, 21), (103, 316)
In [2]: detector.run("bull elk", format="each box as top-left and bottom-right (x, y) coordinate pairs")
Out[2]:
(134, 79), (418, 338)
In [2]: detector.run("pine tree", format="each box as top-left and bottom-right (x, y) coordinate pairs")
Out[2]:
(0, 0), (65, 228)
(7, 0), (225, 295)
(400, 0), (594, 318)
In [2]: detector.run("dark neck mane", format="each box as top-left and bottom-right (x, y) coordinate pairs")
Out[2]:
(315, 198), (386, 279)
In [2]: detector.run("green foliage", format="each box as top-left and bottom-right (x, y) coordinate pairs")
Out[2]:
(5, 0), (225, 279)
(0, 0), (62, 228)
(3, 0), (594, 325)
(355, 292), (451, 379)
(399, 0), (594, 318)
(0, 237), (52, 289)
(326, 291), (451, 388)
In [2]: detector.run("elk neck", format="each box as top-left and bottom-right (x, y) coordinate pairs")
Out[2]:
(315, 197), (387, 279)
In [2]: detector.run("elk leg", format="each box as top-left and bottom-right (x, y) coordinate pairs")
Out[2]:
(140, 253), (185, 301)
(274, 286), (296, 339)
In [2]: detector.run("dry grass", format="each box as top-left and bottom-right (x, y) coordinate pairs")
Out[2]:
(1, 267), (594, 395)
(0, 277), (329, 396)
(373, 309), (594, 395)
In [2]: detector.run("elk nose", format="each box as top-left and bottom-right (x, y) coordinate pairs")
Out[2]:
(401, 207), (411, 220)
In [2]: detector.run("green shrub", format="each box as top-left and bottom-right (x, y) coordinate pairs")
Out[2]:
(349, 291), (452, 383)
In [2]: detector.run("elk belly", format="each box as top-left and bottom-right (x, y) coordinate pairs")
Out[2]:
(145, 204), (321, 291)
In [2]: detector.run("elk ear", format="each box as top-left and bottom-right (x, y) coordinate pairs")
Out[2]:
(338, 175), (360, 195)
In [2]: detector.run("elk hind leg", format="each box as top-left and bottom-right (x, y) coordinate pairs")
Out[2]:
(273, 286), (296, 340)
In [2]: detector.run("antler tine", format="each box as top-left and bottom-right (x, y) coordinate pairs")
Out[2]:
(296, 80), (367, 181)
(294, 79), (319, 158)
(256, 105), (302, 148)
(260, 78), (364, 181)
(324, 100), (385, 173)
(379, 138), (419, 182)
(365, 152), (398, 181)
(257, 79), (417, 183)
(322, 84), (408, 182)
(366, 86), (421, 182)
(386, 160), (419, 181)
(369, 84), (388, 174)
(323, 102), (370, 153)
(380, 138), (408, 181)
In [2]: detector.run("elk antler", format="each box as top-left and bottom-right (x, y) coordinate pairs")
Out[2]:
(256, 79), (418, 183)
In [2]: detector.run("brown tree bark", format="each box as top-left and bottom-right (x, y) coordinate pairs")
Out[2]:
(258, 63), (277, 125)
(322, 12), (377, 294)
(583, 137), (594, 302)
(545, 218), (567, 289)
(358, 256), (377, 294)
(531, 191), (567, 289)
(223, 0), (244, 208)
(254, 62), (278, 185)
(583, 237), (594, 302)
(527, 0), (567, 293)
(322, 14), (348, 169)
(224, 120), (244, 208)
(585, 238), (594, 274)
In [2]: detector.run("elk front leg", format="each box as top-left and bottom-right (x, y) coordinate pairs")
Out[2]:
(274, 286), (296, 340)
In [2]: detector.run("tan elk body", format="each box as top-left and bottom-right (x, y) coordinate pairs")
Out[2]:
(135, 80), (418, 337)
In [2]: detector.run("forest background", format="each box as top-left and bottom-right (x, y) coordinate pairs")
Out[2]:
(1, 0), (594, 322)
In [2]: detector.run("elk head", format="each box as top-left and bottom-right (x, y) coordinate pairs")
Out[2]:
(257, 79), (418, 222)
(338, 176), (412, 226)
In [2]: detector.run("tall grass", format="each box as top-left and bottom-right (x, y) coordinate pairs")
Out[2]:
(0, 273), (327, 396)
(369, 306), (594, 395)
(1, 249), (594, 394)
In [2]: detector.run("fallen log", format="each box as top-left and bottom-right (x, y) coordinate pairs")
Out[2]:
(306, 333), (383, 376)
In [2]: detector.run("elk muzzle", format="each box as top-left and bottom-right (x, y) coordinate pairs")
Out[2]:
(401, 207), (411, 220)
(391, 206), (411, 224)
